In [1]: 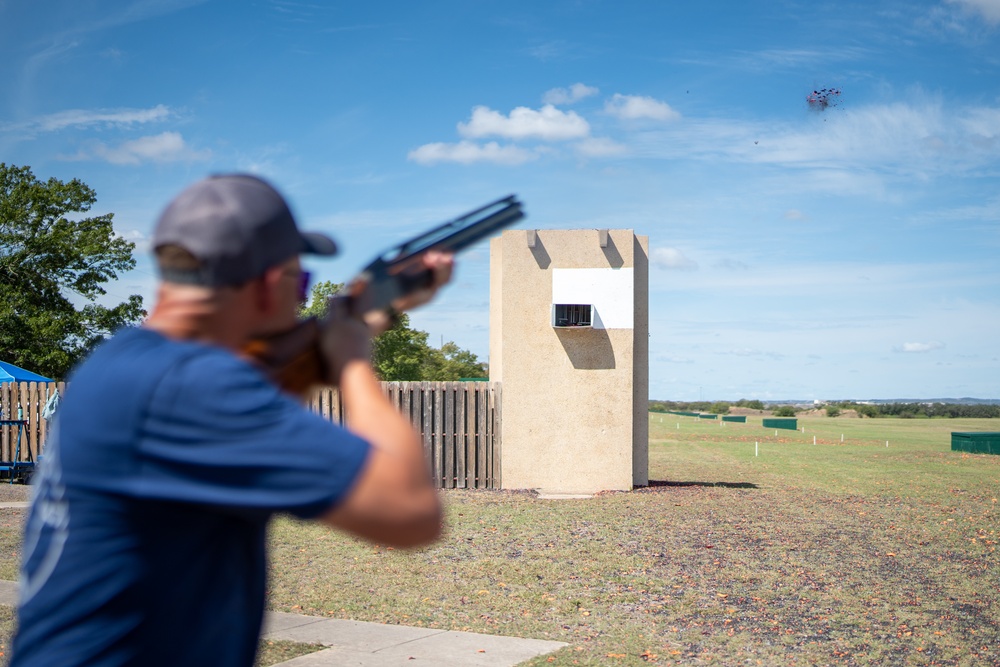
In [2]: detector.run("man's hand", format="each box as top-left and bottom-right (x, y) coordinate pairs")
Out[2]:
(362, 251), (455, 335)
(319, 297), (374, 386)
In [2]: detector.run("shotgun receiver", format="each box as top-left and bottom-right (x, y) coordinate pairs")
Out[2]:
(245, 195), (525, 395)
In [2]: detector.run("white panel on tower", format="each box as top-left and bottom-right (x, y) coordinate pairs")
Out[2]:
(551, 268), (634, 329)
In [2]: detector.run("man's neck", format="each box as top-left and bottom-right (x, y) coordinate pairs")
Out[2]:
(143, 285), (250, 352)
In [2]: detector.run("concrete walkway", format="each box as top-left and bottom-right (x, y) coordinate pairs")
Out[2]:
(260, 612), (566, 666)
(0, 537), (566, 666)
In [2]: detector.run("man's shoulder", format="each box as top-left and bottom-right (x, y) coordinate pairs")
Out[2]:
(67, 328), (271, 416)
(80, 326), (195, 367)
(79, 327), (247, 381)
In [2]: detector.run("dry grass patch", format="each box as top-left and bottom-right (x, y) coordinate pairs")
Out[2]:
(266, 416), (1000, 666)
(0, 416), (997, 666)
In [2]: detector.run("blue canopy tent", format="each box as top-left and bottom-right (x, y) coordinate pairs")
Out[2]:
(0, 361), (52, 383)
(0, 360), (52, 482)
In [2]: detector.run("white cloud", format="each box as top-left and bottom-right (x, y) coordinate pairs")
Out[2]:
(896, 341), (946, 353)
(945, 0), (1000, 24)
(605, 94), (680, 122)
(69, 131), (210, 165)
(574, 137), (628, 157)
(628, 98), (1000, 180)
(762, 101), (1000, 173)
(543, 83), (600, 105)
(457, 105), (590, 141)
(4, 105), (172, 134)
(784, 209), (808, 220)
(115, 228), (151, 252)
(651, 247), (698, 270)
(959, 106), (1000, 142)
(407, 140), (537, 166)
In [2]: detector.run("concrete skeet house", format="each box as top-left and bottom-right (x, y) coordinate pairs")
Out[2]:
(490, 228), (649, 494)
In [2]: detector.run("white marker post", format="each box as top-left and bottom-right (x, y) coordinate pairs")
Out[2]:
(755, 441), (758, 457)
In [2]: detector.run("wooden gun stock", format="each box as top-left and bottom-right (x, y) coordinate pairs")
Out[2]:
(246, 195), (525, 395)
(243, 317), (326, 397)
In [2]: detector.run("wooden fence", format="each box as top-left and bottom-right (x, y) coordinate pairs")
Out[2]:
(0, 380), (501, 490)
(307, 382), (501, 490)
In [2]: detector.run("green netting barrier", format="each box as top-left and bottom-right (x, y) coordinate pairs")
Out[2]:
(951, 432), (1000, 455)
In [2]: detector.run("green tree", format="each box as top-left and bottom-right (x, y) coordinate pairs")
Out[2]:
(855, 404), (880, 418)
(0, 164), (144, 379)
(298, 279), (344, 319)
(773, 405), (797, 417)
(825, 406), (841, 418)
(300, 281), (487, 381)
(372, 312), (432, 380)
(422, 341), (488, 381)
(709, 401), (730, 415)
(301, 281), (432, 380)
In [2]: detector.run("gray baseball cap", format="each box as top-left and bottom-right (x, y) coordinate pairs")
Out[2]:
(152, 173), (338, 287)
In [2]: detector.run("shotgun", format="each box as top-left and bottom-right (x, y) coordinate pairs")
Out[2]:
(245, 195), (525, 395)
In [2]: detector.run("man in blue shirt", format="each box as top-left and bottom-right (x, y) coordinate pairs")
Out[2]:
(12, 174), (450, 667)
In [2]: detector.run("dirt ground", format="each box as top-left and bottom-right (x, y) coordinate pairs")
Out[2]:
(796, 408), (861, 418)
(0, 484), (31, 503)
(726, 407), (769, 416)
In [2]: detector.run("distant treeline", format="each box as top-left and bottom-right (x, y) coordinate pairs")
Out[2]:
(648, 399), (1000, 419)
(832, 401), (1000, 419)
(649, 399), (764, 415)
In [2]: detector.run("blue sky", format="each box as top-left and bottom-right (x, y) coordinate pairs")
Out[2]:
(2, 0), (999, 401)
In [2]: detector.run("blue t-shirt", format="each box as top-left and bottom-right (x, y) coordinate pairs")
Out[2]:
(12, 327), (370, 667)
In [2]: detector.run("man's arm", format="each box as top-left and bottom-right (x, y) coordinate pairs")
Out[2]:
(316, 253), (452, 548)
(320, 357), (442, 547)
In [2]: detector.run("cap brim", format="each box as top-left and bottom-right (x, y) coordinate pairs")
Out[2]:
(301, 231), (338, 256)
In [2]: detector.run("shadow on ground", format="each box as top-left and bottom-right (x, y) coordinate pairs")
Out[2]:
(643, 480), (759, 489)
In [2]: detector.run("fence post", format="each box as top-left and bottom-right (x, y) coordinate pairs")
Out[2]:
(454, 383), (467, 489)
(491, 382), (502, 489)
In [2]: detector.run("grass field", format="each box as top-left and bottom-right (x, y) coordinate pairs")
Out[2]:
(266, 415), (1000, 666)
(1, 414), (998, 666)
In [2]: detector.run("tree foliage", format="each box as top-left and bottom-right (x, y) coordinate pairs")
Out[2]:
(0, 164), (144, 379)
(649, 400), (713, 413)
(840, 401), (1000, 419)
(649, 397), (1000, 419)
(298, 279), (344, 320)
(299, 280), (487, 382)
(372, 313), (433, 381)
(422, 341), (488, 381)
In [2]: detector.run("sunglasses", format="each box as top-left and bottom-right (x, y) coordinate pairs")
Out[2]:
(297, 270), (312, 304)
